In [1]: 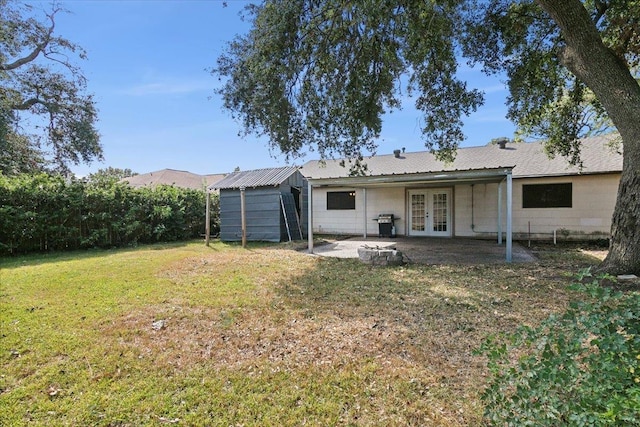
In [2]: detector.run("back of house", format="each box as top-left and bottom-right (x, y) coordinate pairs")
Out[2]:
(300, 136), (622, 241)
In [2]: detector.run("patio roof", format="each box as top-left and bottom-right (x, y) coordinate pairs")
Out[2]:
(306, 166), (514, 187)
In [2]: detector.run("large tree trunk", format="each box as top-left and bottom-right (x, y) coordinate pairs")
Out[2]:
(537, 0), (640, 275)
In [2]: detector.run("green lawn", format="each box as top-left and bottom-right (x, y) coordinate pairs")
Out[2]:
(0, 241), (602, 426)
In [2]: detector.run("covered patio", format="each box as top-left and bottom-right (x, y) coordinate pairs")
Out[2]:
(305, 167), (516, 262)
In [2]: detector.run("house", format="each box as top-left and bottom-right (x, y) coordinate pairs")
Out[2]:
(211, 166), (307, 242)
(300, 135), (622, 257)
(122, 169), (226, 190)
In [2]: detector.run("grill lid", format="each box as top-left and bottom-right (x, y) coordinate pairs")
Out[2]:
(377, 214), (395, 223)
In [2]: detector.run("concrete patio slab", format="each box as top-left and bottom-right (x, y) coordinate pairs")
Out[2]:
(309, 236), (536, 264)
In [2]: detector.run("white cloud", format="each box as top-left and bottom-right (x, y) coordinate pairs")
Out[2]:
(121, 79), (215, 96)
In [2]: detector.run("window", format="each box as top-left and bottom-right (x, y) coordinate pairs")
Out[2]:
(522, 183), (572, 208)
(327, 191), (356, 210)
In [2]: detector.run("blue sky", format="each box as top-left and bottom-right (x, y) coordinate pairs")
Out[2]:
(52, 0), (516, 176)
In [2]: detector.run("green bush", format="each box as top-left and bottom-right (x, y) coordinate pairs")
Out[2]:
(0, 173), (220, 254)
(478, 270), (640, 426)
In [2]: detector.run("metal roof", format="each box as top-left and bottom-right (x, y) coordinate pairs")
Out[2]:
(300, 135), (622, 180)
(211, 166), (301, 190)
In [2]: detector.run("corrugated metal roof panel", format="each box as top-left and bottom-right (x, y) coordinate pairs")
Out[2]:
(300, 135), (622, 180)
(212, 166), (301, 190)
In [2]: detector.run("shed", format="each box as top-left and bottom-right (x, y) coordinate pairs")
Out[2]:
(211, 166), (307, 242)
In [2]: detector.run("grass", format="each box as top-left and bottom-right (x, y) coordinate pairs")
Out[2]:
(0, 240), (604, 426)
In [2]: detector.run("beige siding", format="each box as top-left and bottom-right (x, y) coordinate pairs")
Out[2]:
(364, 187), (405, 235)
(514, 174), (619, 239)
(454, 183), (500, 237)
(311, 187), (362, 235)
(311, 187), (405, 235)
(455, 174), (620, 239)
(311, 173), (619, 239)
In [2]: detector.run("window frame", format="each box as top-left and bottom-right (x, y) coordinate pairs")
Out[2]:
(326, 190), (356, 210)
(522, 182), (573, 209)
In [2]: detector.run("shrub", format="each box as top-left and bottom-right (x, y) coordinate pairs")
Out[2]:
(0, 173), (219, 254)
(478, 270), (640, 426)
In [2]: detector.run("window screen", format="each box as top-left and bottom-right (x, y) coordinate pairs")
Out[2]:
(327, 191), (356, 210)
(522, 183), (572, 208)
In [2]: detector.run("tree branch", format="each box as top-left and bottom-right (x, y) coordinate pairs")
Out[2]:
(12, 97), (52, 112)
(0, 7), (58, 71)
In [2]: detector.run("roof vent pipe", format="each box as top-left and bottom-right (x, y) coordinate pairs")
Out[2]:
(393, 149), (401, 158)
(495, 137), (509, 149)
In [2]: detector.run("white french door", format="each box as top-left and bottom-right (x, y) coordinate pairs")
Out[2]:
(408, 189), (452, 237)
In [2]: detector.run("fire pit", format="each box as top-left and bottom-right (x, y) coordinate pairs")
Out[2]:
(357, 245), (404, 266)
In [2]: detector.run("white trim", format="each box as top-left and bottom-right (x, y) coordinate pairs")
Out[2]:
(408, 189), (452, 237)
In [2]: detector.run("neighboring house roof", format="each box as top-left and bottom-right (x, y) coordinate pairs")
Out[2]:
(300, 135), (622, 180)
(122, 169), (226, 190)
(212, 166), (301, 190)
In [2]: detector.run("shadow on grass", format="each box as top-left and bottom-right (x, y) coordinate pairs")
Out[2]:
(0, 239), (207, 269)
(273, 253), (594, 391)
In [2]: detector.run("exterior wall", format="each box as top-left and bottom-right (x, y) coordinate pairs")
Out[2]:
(365, 187), (406, 236)
(310, 186), (405, 236)
(311, 186), (363, 235)
(454, 183), (500, 238)
(310, 173), (619, 240)
(455, 173), (620, 240)
(219, 188), (283, 242)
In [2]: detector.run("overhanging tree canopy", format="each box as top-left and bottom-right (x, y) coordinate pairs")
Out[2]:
(0, 0), (102, 175)
(214, 0), (640, 274)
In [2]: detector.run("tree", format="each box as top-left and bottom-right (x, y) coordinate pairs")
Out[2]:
(214, 0), (640, 274)
(0, 0), (102, 175)
(86, 167), (137, 186)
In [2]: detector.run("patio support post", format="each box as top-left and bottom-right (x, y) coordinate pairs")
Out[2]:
(205, 190), (211, 247)
(363, 188), (367, 238)
(497, 182), (503, 245)
(506, 171), (513, 262)
(307, 180), (314, 253)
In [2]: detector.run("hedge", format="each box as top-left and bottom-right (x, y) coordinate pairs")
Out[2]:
(0, 173), (220, 254)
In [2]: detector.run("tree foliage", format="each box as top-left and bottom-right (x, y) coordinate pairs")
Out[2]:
(215, 1), (483, 164)
(463, 0), (639, 164)
(86, 167), (137, 186)
(215, 0), (640, 274)
(0, 0), (102, 175)
(479, 273), (640, 426)
(215, 0), (637, 163)
(0, 173), (217, 254)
